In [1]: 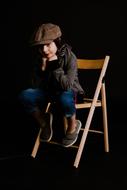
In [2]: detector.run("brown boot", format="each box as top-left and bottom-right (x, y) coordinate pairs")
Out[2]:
(62, 120), (82, 147)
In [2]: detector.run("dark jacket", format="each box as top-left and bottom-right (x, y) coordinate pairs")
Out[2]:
(32, 44), (84, 95)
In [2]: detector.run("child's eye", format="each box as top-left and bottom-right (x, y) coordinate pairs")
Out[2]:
(47, 43), (51, 47)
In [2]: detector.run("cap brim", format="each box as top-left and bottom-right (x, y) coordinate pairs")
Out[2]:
(30, 39), (53, 46)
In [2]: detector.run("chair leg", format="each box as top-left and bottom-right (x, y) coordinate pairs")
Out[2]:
(101, 83), (109, 152)
(74, 104), (96, 168)
(31, 103), (51, 158)
(31, 128), (42, 158)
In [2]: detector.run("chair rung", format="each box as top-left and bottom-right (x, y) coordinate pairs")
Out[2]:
(89, 129), (104, 134)
(49, 141), (61, 145)
(41, 140), (79, 148)
(80, 128), (103, 134)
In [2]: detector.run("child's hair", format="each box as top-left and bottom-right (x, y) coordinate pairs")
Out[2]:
(54, 37), (65, 49)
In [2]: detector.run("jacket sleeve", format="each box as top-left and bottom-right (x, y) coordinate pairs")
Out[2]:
(53, 52), (78, 91)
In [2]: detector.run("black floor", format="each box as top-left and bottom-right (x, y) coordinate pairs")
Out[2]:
(0, 101), (127, 189)
(0, 142), (127, 189)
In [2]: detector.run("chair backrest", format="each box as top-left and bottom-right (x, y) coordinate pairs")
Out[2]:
(76, 56), (110, 97)
(77, 56), (109, 70)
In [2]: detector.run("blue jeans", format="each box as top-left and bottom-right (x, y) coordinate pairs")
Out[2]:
(19, 88), (76, 118)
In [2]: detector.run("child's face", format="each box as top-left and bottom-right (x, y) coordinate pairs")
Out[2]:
(39, 42), (58, 60)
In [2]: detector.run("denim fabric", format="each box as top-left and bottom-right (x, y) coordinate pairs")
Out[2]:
(19, 88), (76, 117)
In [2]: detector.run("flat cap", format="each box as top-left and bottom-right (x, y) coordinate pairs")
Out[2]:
(31, 23), (62, 46)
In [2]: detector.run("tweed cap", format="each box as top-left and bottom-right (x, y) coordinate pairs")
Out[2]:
(30, 23), (62, 46)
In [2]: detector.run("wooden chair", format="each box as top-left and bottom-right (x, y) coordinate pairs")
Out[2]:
(31, 55), (110, 168)
(73, 55), (110, 168)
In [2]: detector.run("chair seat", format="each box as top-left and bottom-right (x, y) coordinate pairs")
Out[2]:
(76, 98), (101, 109)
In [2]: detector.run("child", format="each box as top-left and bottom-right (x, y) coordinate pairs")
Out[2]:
(19, 23), (85, 147)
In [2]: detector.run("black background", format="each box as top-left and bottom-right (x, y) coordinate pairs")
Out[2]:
(0, 3), (127, 189)
(1, 1), (127, 155)
(2, 1), (127, 101)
